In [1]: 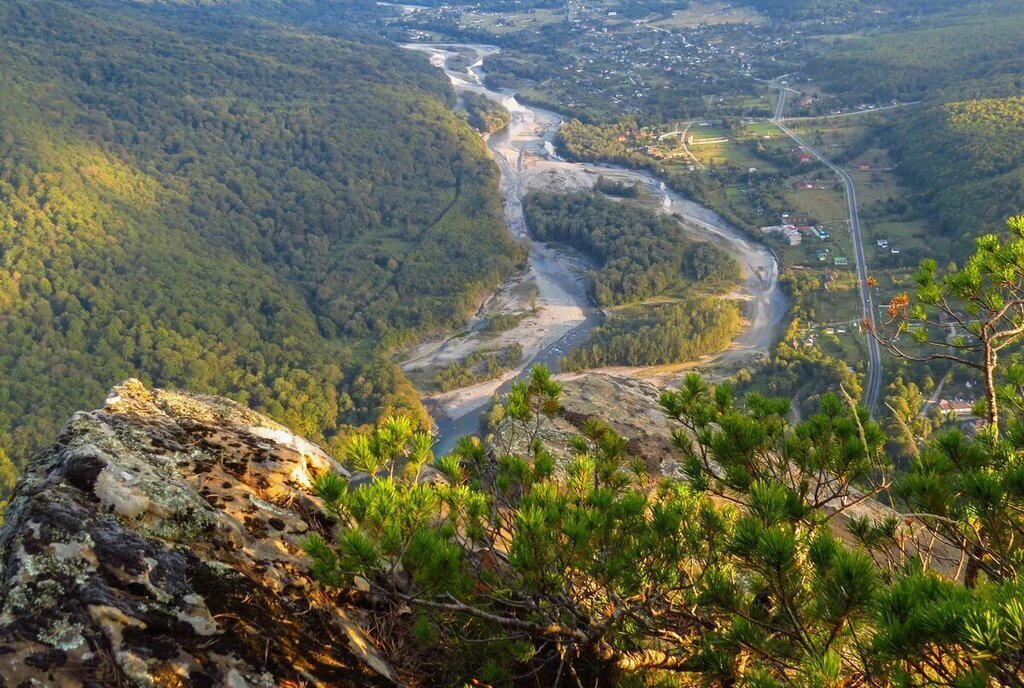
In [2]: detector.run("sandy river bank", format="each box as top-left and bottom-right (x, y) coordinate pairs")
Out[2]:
(400, 44), (787, 452)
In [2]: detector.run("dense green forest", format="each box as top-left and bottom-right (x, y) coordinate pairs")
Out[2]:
(460, 92), (512, 135)
(594, 176), (643, 199)
(523, 191), (741, 369)
(0, 0), (523, 485)
(556, 120), (651, 169)
(561, 300), (740, 370)
(806, 0), (1024, 243)
(890, 94), (1024, 241)
(435, 344), (524, 392)
(732, 0), (964, 19)
(523, 191), (739, 306)
(811, 4), (1024, 105)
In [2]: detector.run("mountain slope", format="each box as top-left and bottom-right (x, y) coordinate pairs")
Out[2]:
(811, 4), (1024, 104)
(806, 0), (1024, 243)
(0, 0), (521, 479)
(890, 92), (1024, 239)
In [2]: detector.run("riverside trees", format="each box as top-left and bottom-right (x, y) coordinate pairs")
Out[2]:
(523, 191), (742, 368)
(523, 191), (739, 306)
(462, 92), (512, 135)
(561, 300), (740, 370)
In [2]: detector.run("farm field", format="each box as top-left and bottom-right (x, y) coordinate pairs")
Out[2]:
(458, 9), (563, 34)
(651, 1), (765, 28)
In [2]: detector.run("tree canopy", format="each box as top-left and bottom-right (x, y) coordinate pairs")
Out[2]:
(562, 301), (741, 370)
(304, 362), (1024, 686)
(0, 0), (524, 483)
(523, 191), (739, 306)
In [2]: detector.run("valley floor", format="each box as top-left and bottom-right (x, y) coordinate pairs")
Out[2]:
(400, 44), (787, 446)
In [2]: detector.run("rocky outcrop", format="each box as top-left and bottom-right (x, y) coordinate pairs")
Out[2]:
(495, 373), (687, 477)
(527, 373), (962, 576)
(0, 380), (397, 687)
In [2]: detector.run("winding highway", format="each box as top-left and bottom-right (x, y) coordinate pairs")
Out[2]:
(772, 85), (883, 413)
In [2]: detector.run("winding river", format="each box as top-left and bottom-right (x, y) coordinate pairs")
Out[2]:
(403, 44), (787, 455)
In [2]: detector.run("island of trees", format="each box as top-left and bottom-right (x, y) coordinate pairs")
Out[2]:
(562, 300), (740, 370)
(435, 344), (524, 392)
(522, 190), (742, 368)
(523, 191), (739, 306)
(461, 91), (512, 135)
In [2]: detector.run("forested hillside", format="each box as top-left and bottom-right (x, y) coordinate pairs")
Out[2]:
(891, 94), (1024, 239)
(811, 4), (1024, 105)
(733, 0), (967, 20)
(808, 0), (1024, 242)
(0, 0), (521, 484)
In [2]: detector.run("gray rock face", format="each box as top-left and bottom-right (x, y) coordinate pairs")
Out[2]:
(494, 373), (684, 477)
(0, 380), (397, 687)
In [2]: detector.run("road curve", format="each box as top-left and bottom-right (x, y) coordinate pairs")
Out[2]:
(773, 86), (883, 413)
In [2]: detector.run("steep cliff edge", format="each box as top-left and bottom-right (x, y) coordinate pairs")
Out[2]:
(0, 380), (397, 687)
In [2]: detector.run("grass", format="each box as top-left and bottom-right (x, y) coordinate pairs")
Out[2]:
(783, 188), (849, 224)
(651, 1), (765, 28)
(742, 122), (780, 138)
(817, 329), (869, 364)
(867, 220), (929, 248)
(459, 9), (563, 35)
(673, 124), (787, 171)
(807, 279), (864, 324)
(691, 142), (767, 169)
(791, 123), (868, 157)
(690, 125), (732, 140)
(721, 94), (773, 116)
(850, 146), (894, 168)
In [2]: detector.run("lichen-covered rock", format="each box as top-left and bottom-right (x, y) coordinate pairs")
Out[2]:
(493, 373), (683, 476)
(0, 379), (398, 687)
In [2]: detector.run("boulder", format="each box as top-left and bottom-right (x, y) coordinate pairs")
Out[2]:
(0, 379), (398, 687)
(493, 373), (684, 476)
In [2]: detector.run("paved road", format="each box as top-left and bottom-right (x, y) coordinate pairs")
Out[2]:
(782, 101), (921, 123)
(772, 85), (884, 414)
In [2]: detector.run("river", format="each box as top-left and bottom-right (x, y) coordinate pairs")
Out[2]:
(403, 43), (787, 455)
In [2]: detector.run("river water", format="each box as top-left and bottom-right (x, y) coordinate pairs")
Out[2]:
(403, 44), (787, 455)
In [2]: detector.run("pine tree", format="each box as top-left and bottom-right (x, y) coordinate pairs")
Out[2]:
(302, 364), (1024, 685)
(874, 216), (1024, 436)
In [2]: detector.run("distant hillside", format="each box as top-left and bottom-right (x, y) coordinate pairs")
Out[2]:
(804, 0), (1024, 243)
(811, 4), (1024, 104)
(890, 94), (1024, 240)
(0, 0), (521, 483)
(731, 0), (963, 20)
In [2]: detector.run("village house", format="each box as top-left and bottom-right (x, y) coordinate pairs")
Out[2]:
(760, 224), (802, 246)
(938, 399), (976, 418)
